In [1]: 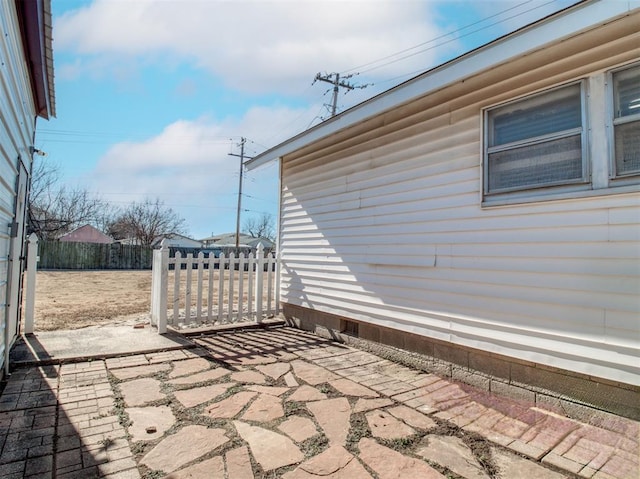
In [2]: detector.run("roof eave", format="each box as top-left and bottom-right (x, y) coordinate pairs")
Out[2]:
(247, 0), (634, 171)
(17, 0), (56, 120)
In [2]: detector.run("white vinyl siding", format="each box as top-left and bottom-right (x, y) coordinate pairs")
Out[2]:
(278, 12), (640, 385)
(0, 1), (37, 371)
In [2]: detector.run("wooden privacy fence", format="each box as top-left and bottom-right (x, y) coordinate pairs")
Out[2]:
(37, 240), (153, 269)
(150, 241), (279, 333)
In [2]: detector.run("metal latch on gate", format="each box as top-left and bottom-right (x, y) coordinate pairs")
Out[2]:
(9, 222), (19, 238)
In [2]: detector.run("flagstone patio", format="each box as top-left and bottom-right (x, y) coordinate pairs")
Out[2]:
(0, 326), (638, 478)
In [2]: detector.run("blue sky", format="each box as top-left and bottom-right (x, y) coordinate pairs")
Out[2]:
(36, 0), (578, 240)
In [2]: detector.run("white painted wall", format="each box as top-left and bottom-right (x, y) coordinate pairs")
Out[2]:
(0, 0), (39, 371)
(279, 12), (640, 385)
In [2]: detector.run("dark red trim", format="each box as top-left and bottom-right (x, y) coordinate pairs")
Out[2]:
(16, 0), (50, 119)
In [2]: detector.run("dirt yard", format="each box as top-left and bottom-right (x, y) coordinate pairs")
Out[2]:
(27, 269), (274, 331)
(28, 270), (153, 331)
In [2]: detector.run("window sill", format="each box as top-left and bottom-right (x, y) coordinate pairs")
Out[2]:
(481, 183), (640, 208)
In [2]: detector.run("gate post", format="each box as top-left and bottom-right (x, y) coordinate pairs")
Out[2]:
(151, 239), (169, 334)
(23, 233), (38, 334)
(255, 243), (264, 323)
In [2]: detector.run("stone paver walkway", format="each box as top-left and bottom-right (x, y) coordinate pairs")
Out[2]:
(0, 327), (637, 478)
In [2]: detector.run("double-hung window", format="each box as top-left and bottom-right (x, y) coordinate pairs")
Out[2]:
(485, 83), (586, 196)
(612, 64), (640, 177)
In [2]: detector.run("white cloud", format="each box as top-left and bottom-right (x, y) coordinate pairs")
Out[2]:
(96, 119), (225, 171)
(55, 0), (448, 94)
(87, 105), (312, 238)
(94, 104), (314, 173)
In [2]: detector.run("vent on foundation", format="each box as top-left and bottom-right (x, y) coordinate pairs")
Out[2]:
(342, 320), (359, 337)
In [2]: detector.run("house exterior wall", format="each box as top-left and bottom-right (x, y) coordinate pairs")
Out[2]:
(0, 1), (39, 371)
(278, 9), (640, 402)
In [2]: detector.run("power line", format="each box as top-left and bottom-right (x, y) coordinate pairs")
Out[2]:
(340, 0), (537, 77)
(37, 129), (236, 146)
(344, 0), (562, 79)
(313, 72), (370, 118)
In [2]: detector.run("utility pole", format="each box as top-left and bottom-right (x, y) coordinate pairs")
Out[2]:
(228, 138), (253, 251)
(313, 72), (369, 117)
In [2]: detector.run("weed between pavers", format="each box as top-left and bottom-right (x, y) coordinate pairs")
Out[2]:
(284, 400), (308, 417)
(345, 412), (371, 453)
(212, 435), (246, 457)
(168, 407), (233, 436)
(317, 382), (341, 398)
(464, 432), (497, 477)
(163, 377), (227, 392)
(142, 436), (247, 477)
(374, 429), (468, 479)
(273, 376), (289, 388)
(130, 441), (149, 456)
(213, 383), (244, 402)
(140, 467), (165, 479)
(91, 411), (110, 420)
(107, 372), (132, 429)
(160, 361), (234, 392)
(250, 457), (301, 479)
(428, 417), (500, 478)
(269, 464), (298, 478)
(300, 433), (329, 457)
(342, 406), (500, 479)
(151, 370), (170, 383)
(422, 458), (466, 479)
(380, 433), (423, 452)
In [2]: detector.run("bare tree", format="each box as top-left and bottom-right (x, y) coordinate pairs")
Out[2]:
(28, 159), (111, 239)
(29, 187), (110, 240)
(27, 161), (187, 245)
(29, 157), (60, 206)
(110, 198), (186, 246)
(105, 215), (131, 241)
(242, 213), (276, 241)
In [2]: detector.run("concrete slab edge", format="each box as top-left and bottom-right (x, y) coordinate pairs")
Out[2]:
(10, 342), (199, 368)
(172, 319), (286, 337)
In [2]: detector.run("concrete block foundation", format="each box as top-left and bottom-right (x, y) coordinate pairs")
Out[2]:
(282, 303), (640, 421)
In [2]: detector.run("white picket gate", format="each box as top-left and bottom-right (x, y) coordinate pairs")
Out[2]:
(150, 240), (279, 333)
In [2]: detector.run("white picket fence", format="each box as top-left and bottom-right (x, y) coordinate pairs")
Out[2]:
(150, 241), (279, 333)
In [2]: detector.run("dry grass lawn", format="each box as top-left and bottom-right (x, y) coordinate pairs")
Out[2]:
(29, 270), (153, 331)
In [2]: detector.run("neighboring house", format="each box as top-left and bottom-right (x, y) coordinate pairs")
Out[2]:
(247, 0), (640, 419)
(115, 238), (140, 246)
(153, 233), (202, 249)
(201, 232), (274, 251)
(116, 234), (201, 248)
(59, 225), (113, 244)
(0, 0), (55, 375)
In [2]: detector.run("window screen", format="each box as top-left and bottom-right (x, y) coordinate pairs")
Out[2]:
(486, 84), (585, 194)
(488, 135), (583, 192)
(613, 65), (640, 176)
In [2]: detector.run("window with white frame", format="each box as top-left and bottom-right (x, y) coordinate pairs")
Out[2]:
(485, 83), (586, 195)
(612, 64), (640, 177)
